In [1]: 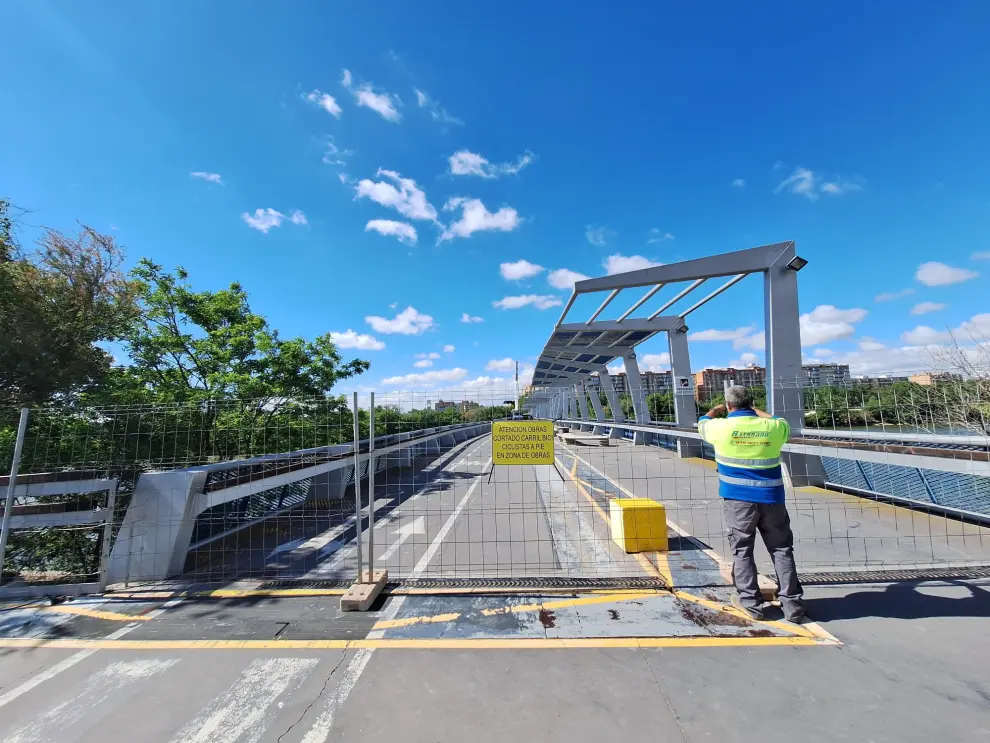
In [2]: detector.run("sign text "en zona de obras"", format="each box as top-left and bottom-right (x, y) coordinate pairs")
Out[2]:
(491, 420), (555, 465)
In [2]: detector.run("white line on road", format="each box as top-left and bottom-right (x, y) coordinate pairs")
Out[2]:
(4, 658), (178, 743)
(300, 445), (493, 743)
(170, 657), (319, 743)
(0, 597), (185, 709)
(377, 516), (425, 562)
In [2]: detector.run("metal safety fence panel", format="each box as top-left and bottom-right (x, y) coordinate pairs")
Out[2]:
(552, 371), (990, 580)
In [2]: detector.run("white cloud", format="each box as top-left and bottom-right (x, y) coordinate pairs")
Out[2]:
(858, 337), (885, 351)
(813, 348), (834, 357)
(647, 228), (674, 244)
(340, 68), (401, 122)
(799, 305), (868, 346)
(548, 268), (591, 290)
(689, 326), (755, 342)
(365, 306), (435, 335)
(775, 167), (862, 200)
(731, 178), (745, 189)
(604, 254), (661, 274)
(915, 261), (978, 287)
(901, 325), (950, 345)
(329, 330), (385, 351)
(305, 89), (342, 118)
(775, 167), (817, 200)
(449, 150), (533, 178)
(492, 294), (563, 310)
(956, 313), (990, 339)
(355, 169), (437, 221)
(322, 138), (353, 167)
(337, 173), (350, 184)
(820, 180), (863, 195)
(461, 313), (484, 323)
(366, 219), (417, 245)
(486, 357), (515, 372)
(414, 89), (463, 126)
(875, 288), (915, 302)
(413, 359), (432, 368)
(733, 331), (766, 351)
(414, 352), (442, 360)
(241, 208), (306, 234)
(190, 171), (223, 185)
(910, 301), (946, 316)
(972, 251), (990, 261)
(500, 259), (545, 280)
(443, 344), (455, 353)
(440, 198), (520, 241)
(586, 226), (613, 247)
(639, 353), (670, 372)
(729, 352), (761, 368)
(382, 368), (468, 387)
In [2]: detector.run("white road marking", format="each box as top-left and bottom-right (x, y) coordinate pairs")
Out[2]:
(169, 657), (318, 743)
(4, 658), (178, 743)
(378, 516), (426, 562)
(300, 441), (492, 743)
(0, 597), (184, 709)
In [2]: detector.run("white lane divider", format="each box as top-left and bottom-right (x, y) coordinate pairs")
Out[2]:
(300, 449), (493, 743)
(0, 597), (185, 710)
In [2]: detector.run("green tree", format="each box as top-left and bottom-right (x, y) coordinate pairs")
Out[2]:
(0, 202), (138, 405)
(104, 259), (369, 408)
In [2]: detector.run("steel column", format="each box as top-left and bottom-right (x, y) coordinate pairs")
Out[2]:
(575, 383), (591, 422)
(352, 393), (364, 583)
(667, 328), (702, 457)
(623, 353), (650, 444)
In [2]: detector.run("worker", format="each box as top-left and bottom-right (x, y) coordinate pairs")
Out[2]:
(697, 385), (807, 623)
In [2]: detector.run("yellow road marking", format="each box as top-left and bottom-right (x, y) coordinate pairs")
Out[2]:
(561, 458), (675, 587)
(372, 591), (659, 630)
(43, 605), (150, 622)
(0, 635), (830, 650)
(561, 444), (841, 644)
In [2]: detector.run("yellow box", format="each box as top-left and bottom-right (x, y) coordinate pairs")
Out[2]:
(609, 498), (669, 553)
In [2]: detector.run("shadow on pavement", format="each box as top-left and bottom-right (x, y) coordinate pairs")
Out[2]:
(807, 580), (990, 621)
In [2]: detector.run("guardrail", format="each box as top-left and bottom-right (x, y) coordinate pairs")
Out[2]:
(106, 420), (493, 584)
(557, 417), (990, 523)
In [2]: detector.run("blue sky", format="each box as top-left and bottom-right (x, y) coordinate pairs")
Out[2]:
(3, 1), (990, 399)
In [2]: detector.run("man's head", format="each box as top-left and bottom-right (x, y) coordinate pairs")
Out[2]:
(724, 385), (754, 411)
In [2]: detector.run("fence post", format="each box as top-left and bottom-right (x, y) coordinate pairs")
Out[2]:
(368, 392), (376, 579)
(352, 392), (364, 584)
(0, 408), (29, 584)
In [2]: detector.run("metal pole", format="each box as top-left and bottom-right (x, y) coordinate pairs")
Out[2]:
(368, 392), (376, 579)
(352, 392), (363, 584)
(515, 362), (519, 411)
(0, 408), (30, 584)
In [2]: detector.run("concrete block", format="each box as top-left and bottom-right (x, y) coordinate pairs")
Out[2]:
(340, 570), (388, 612)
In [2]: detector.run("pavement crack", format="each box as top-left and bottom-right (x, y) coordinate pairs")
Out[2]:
(276, 652), (348, 743)
(641, 650), (689, 743)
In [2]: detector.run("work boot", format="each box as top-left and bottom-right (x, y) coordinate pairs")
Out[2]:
(730, 593), (766, 621)
(783, 607), (808, 624)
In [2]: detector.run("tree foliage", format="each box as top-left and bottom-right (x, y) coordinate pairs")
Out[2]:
(0, 201), (138, 406)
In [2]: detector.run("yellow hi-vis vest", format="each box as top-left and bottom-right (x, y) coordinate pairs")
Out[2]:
(697, 410), (790, 503)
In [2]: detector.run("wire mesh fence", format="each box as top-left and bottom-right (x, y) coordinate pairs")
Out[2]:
(2, 374), (989, 592)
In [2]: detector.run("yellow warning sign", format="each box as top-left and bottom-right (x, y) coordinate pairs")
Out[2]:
(491, 420), (555, 465)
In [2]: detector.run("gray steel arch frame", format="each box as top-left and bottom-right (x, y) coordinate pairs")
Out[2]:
(526, 241), (807, 439)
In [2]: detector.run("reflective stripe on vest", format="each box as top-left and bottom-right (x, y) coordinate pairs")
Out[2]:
(718, 473), (784, 488)
(714, 454), (781, 468)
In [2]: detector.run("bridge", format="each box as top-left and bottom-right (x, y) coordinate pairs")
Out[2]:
(1, 242), (989, 742)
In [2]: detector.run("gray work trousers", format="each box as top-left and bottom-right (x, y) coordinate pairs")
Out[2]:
(722, 499), (805, 615)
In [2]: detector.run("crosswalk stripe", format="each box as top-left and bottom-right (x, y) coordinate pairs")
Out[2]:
(4, 658), (177, 743)
(168, 657), (319, 743)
